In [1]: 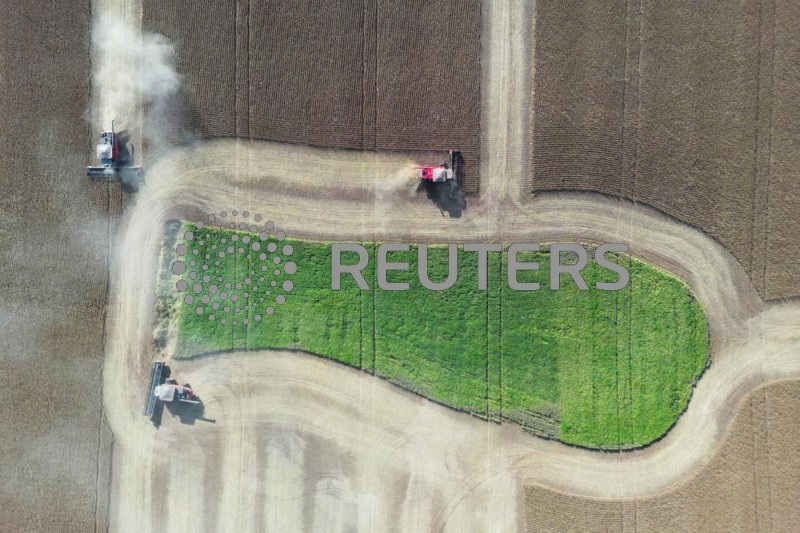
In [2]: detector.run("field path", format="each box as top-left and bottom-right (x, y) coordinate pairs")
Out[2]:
(480, 0), (533, 205)
(99, 1), (800, 531)
(102, 139), (800, 531)
(91, 0), (143, 145)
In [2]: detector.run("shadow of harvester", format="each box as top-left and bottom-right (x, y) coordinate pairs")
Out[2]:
(417, 179), (467, 218)
(150, 364), (216, 427)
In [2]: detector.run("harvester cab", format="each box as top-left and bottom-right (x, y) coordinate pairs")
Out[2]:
(87, 120), (143, 192)
(418, 150), (463, 185)
(154, 380), (197, 403)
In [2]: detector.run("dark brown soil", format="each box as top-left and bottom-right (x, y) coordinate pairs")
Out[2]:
(530, 0), (800, 300)
(143, 0), (482, 193)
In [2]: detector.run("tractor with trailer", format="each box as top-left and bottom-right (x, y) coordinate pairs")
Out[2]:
(86, 120), (143, 192)
(144, 360), (199, 420)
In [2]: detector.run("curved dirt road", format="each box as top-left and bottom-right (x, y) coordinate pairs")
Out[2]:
(103, 139), (800, 531)
(98, 1), (800, 531)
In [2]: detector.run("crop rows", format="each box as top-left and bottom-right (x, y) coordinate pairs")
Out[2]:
(529, 0), (800, 299)
(144, 0), (482, 193)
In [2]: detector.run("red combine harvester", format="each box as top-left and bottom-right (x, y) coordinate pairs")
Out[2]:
(86, 120), (143, 192)
(143, 361), (199, 419)
(418, 150), (463, 184)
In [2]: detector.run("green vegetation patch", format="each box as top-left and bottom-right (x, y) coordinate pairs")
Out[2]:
(169, 222), (708, 449)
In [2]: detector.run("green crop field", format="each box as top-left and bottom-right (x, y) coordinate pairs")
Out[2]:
(166, 222), (708, 449)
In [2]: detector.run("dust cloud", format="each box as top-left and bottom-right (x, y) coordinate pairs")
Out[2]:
(91, 12), (179, 135)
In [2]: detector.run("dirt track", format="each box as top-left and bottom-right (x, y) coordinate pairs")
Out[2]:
(99, 1), (800, 531)
(102, 138), (800, 530)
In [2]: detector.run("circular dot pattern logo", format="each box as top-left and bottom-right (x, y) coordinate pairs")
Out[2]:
(171, 210), (296, 324)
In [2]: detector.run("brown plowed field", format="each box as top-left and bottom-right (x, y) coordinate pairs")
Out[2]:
(530, 0), (800, 301)
(524, 378), (800, 532)
(0, 1), (115, 531)
(143, 0), (482, 193)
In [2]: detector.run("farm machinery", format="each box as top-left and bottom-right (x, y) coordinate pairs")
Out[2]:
(144, 360), (199, 419)
(86, 120), (143, 192)
(417, 150), (466, 217)
(418, 150), (463, 184)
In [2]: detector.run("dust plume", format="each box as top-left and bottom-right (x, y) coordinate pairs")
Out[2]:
(91, 12), (179, 135)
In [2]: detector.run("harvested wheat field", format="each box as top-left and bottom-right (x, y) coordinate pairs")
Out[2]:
(531, 0), (800, 300)
(142, 0), (482, 193)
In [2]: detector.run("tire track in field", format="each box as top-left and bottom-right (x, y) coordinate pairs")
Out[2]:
(102, 138), (800, 532)
(99, 1), (800, 531)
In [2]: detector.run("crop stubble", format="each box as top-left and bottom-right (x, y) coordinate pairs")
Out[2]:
(143, 0), (482, 193)
(530, 0), (800, 300)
